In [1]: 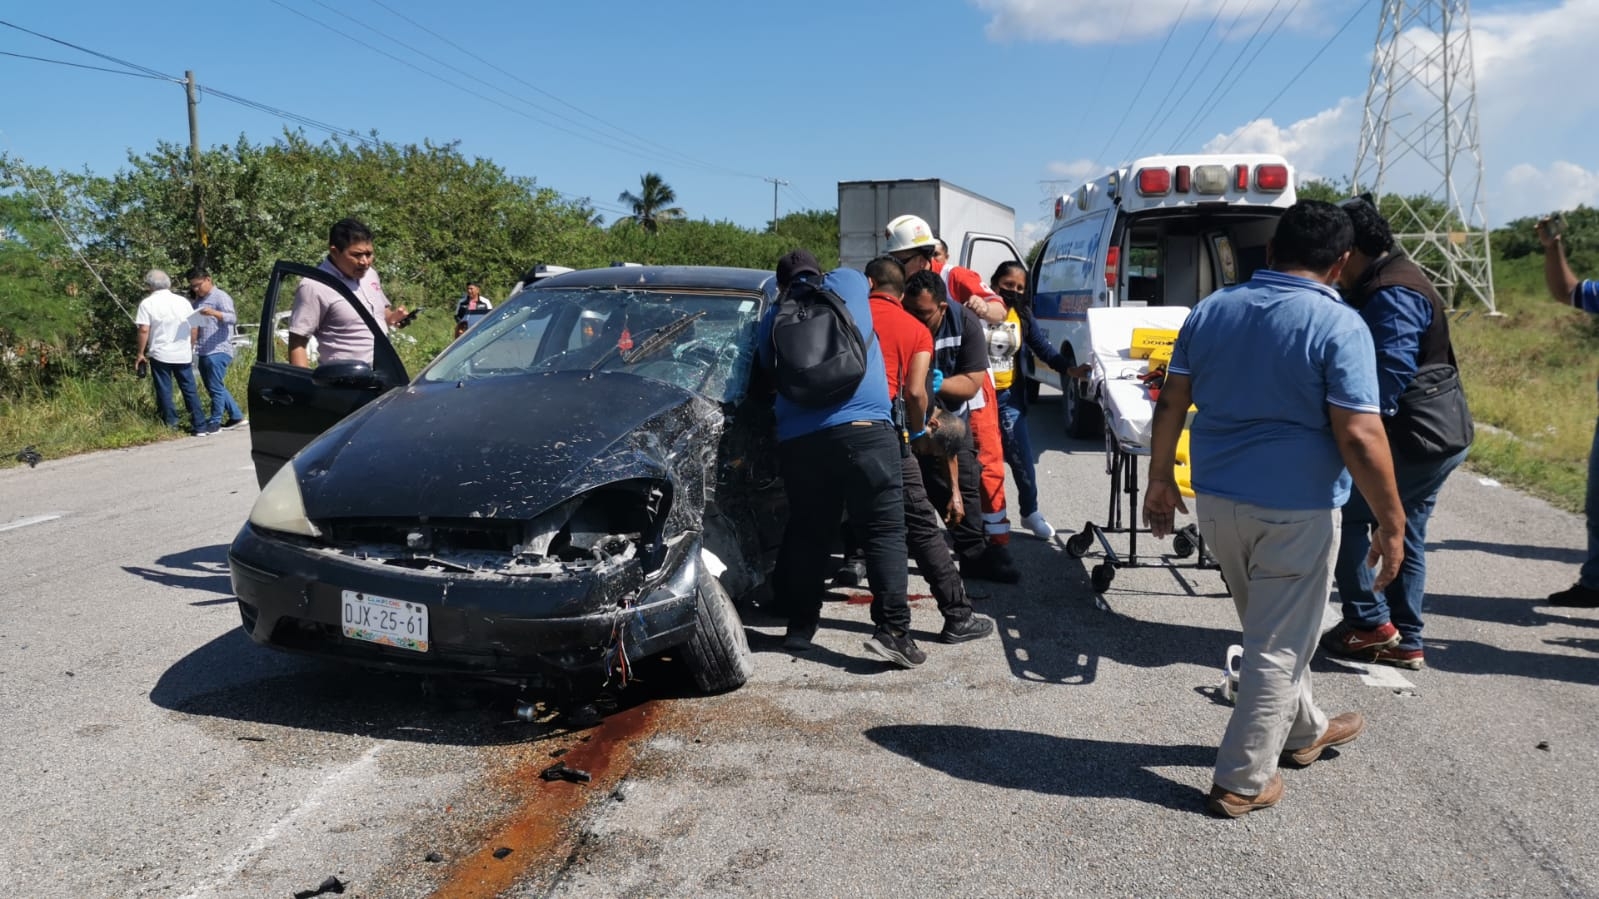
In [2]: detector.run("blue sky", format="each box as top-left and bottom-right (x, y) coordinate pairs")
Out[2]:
(3, 0), (1593, 252)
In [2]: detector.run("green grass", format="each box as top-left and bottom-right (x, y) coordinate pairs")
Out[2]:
(1452, 257), (1598, 512)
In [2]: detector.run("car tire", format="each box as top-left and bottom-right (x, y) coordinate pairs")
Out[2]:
(1061, 375), (1103, 440)
(684, 567), (753, 694)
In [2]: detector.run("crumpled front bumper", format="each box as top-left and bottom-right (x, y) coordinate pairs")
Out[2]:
(229, 523), (703, 682)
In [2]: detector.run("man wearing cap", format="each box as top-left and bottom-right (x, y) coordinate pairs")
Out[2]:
(882, 214), (1018, 559)
(759, 249), (925, 668)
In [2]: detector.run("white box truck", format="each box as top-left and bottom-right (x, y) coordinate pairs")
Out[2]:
(838, 179), (1019, 279)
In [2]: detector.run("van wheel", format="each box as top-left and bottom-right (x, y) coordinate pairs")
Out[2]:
(1061, 376), (1103, 440)
(683, 568), (753, 694)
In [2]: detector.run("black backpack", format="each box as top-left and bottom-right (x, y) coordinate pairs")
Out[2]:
(769, 278), (874, 407)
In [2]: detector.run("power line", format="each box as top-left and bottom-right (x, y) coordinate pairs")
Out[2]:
(199, 86), (380, 145)
(271, 0), (763, 181)
(266, 0), (662, 163)
(0, 136), (136, 323)
(1166, 0), (1293, 152)
(1219, 0), (1374, 152)
(0, 18), (181, 82)
(1088, 0), (1194, 171)
(359, 0), (764, 182)
(0, 50), (172, 80)
(1120, 0), (1234, 163)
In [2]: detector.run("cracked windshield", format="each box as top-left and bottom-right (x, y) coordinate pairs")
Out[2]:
(420, 288), (762, 402)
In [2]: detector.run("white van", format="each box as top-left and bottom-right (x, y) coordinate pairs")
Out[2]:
(1025, 154), (1297, 437)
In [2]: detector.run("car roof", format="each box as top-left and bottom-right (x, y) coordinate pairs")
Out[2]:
(528, 265), (776, 293)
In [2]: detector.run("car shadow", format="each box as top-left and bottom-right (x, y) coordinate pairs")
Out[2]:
(150, 627), (681, 746)
(1432, 538), (1586, 566)
(865, 723), (1214, 814)
(122, 543), (235, 603)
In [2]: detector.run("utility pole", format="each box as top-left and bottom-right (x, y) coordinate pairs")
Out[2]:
(763, 177), (789, 231)
(1353, 0), (1496, 313)
(185, 70), (207, 270)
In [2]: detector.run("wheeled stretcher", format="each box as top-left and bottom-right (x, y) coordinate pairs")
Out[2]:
(1064, 307), (1218, 593)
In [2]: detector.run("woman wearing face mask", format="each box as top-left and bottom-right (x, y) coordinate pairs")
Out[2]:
(988, 260), (1090, 539)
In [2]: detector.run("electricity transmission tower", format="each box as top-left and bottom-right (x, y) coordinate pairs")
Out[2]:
(1353, 0), (1496, 312)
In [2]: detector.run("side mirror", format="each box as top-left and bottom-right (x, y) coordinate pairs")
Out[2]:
(312, 360), (387, 390)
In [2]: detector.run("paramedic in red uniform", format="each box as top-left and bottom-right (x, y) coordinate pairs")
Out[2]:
(883, 214), (1016, 555)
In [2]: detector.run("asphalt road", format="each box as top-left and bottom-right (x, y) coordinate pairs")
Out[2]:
(3, 395), (1597, 898)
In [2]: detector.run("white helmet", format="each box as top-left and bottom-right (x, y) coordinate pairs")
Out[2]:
(883, 214), (939, 254)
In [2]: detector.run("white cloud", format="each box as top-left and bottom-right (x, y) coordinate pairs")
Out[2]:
(1017, 218), (1052, 252)
(1199, 97), (1356, 182)
(1045, 158), (1101, 182)
(974, 0), (1319, 44)
(1501, 161), (1599, 220)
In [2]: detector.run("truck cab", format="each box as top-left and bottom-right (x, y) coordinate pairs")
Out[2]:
(1026, 154), (1297, 437)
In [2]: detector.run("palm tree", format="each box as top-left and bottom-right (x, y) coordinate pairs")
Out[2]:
(618, 172), (683, 234)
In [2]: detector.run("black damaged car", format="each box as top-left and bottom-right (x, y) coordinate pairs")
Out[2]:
(229, 263), (787, 696)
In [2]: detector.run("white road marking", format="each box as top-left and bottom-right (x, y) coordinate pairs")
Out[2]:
(1478, 477), (1501, 487)
(1325, 655), (1417, 689)
(176, 744), (383, 899)
(0, 513), (64, 533)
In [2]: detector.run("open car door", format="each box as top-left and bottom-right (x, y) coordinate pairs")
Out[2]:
(246, 261), (409, 487)
(959, 232), (1023, 289)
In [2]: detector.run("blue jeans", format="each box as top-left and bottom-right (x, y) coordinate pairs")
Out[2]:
(995, 387), (1040, 518)
(197, 352), (244, 428)
(1334, 446), (1468, 651)
(150, 359), (204, 434)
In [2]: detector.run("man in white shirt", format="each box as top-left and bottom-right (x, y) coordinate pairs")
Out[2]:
(134, 269), (208, 435)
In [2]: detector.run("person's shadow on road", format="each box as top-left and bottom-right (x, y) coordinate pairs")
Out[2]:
(865, 723), (1214, 814)
(123, 544), (235, 604)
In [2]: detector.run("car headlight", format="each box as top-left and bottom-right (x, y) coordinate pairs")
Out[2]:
(249, 463), (322, 538)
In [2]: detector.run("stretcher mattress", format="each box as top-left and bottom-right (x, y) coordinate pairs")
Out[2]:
(1087, 306), (1193, 451)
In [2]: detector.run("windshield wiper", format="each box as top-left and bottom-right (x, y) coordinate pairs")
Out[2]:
(586, 311), (706, 376)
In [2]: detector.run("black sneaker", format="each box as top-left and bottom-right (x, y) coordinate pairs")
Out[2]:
(1548, 583), (1599, 608)
(221, 417), (249, 430)
(783, 622), (818, 651)
(939, 614), (995, 644)
(863, 628), (925, 668)
(831, 558), (866, 588)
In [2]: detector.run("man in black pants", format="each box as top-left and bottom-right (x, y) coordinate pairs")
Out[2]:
(864, 256), (995, 643)
(759, 252), (923, 668)
(902, 270), (1021, 584)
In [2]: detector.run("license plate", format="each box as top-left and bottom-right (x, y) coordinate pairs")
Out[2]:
(340, 590), (429, 652)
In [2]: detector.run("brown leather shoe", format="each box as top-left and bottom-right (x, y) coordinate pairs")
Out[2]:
(1283, 712), (1367, 767)
(1206, 772), (1284, 818)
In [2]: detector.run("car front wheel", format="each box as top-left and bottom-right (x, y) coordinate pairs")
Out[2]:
(683, 568), (753, 693)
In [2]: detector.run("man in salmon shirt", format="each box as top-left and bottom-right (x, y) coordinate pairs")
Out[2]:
(883, 214), (1017, 561)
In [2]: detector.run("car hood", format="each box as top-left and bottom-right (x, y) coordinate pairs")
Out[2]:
(294, 371), (718, 522)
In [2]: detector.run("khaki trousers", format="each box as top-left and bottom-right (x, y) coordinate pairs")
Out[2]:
(1197, 494), (1333, 795)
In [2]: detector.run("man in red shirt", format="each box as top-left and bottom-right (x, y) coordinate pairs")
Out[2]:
(865, 255), (993, 642)
(884, 214), (1014, 551)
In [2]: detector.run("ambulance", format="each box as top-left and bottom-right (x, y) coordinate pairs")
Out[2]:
(1025, 154), (1297, 437)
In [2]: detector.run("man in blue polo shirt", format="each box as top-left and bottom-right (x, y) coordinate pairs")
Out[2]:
(758, 251), (921, 668)
(1143, 200), (1406, 818)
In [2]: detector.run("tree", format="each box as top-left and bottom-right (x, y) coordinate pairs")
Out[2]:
(618, 172), (683, 234)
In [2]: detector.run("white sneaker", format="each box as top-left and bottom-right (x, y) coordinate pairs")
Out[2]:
(1021, 512), (1055, 540)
